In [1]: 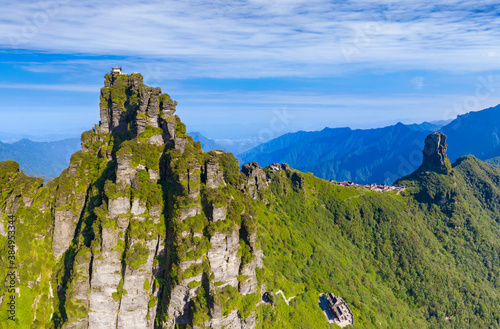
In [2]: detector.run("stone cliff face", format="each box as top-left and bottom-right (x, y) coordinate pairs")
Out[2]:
(420, 132), (452, 174)
(422, 132), (447, 168)
(0, 70), (265, 328)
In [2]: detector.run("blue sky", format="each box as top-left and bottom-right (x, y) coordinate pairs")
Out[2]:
(2, 0), (500, 142)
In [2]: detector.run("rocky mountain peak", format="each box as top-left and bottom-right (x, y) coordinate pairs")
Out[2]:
(420, 132), (451, 173)
(3, 69), (266, 328)
(98, 70), (177, 139)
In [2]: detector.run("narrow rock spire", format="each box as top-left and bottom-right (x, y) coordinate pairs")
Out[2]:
(420, 132), (451, 173)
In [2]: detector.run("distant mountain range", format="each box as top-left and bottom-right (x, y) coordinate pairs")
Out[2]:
(189, 132), (226, 152)
(239, 105), (500, 184)
(442, 105), (500, 161)
(190, 132), (259, 155)
(0, 138), (81, 180)
(486, 156), (500, 165)
(4, 105), (500, 184)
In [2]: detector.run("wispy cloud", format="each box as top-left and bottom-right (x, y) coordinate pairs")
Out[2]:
(2, 0), (500, 78)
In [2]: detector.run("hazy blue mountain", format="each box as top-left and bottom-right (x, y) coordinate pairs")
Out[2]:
(239, 122), (435, 184)
(442, 105), (500, 161)
(239, 106), (500, 185)
(190, 132), (225, 152)
(0, 132), (81, 143)
(486, 156), (500, 166)
(0, 138), (81, 180)
(190, 131), (260, 155)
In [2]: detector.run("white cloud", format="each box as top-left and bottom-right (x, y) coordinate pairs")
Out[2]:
(1, 0), (500, 78)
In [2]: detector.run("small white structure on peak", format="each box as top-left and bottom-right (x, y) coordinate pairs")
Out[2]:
(111, 66), (123, 74)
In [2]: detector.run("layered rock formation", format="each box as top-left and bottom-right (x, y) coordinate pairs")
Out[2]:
(0, 70), (263, 328)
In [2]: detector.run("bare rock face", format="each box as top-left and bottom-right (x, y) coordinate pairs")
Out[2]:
(208, 308), (256, 329)
(167, 281), (202, 325)
(212, 206), (227, 222)
(421, 132), (451, 173)
(116, 154), (135, 186)
(108, 197), (130, 218)
(148, 134), (164, 146)
(99, 89), (111, 133)
(175, 137), (188, 153)
(179, 205), (202, 221)
(205, 158), (224, 188)
(88, 244), (124, 328)
(99, 73), (139, 134)
(147, 88), (161, 128)
(160, 118), (176, 147)
(131, 198), (147, 216)
(423, 132), (447, 168)
(51, 177), (89, 259)
(52, 208), (82, 259)
(239, 230), (263, 295)
(239, 260), (259, 295)
(117, 237), (160, 329)
(98, 72), (177, 140)
(208, 230), (241, 288)
(241, 162), (267, 199)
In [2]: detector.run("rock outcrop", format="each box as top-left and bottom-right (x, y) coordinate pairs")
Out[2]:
(423, 132), (447, 167)
(0, 69), (265, 328)
(242, 162), (268, 199)
(420, 132), (452, 173)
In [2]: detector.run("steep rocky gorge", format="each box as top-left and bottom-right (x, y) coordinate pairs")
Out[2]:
(0, 71), (268, 328)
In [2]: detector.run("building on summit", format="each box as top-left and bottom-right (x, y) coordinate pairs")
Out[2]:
(111, 66), (123, 74)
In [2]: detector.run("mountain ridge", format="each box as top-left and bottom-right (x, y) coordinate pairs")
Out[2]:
(239, 106), (500, 184)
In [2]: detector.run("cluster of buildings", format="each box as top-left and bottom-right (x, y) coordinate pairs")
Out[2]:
(266, 163), (406, 193)
(331, 181), (406, 193)
(319, 293), (354, 327)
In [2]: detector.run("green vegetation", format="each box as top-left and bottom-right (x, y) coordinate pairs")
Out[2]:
(253, 155), (500, 328)
(0, 160), (19, 173)
(118, 139), (163, 171)
(132, 169), (163, 208)
(138, 126), (163, 139)
(215, 285), (260, 319)
(212, 151), (246, 187)
(191, 285), (210, 326)
(174, 115), (188, 138)
(112, 278), (128, 300)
